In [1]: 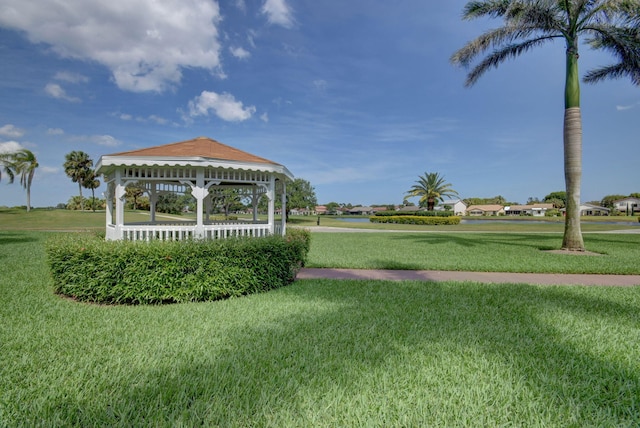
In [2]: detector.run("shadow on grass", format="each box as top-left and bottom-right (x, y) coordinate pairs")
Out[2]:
(0, 232), (39, 246)
(389, 232), (564, 250)
(48, 281), (640, 426)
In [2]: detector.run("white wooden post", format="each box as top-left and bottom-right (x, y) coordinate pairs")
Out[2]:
(194, 168), (205, 238)
(281, 179), (287, 235)
(267, 175), (275, 235)
(114, 169), (126, 240)
(149, 182), (157, 223)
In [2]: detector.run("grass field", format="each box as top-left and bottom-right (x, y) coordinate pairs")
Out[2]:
(1, 231), (639, 426)
(306, 232), (640, 274)
(1, 210), (639, 425)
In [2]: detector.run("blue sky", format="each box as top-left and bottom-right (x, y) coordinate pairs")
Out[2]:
(1, 0), (638, 208)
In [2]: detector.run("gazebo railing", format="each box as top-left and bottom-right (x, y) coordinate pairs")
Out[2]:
(114, 222), (273, 241)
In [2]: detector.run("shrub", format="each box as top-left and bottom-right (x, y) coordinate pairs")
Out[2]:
(46, 229), (311, 305)
(370, 215), (460, 225)
(374, 210), (455, 217)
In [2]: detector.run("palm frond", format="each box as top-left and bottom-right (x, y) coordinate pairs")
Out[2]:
(464, 35), (559, 86)
(463, 0), (513, 20)
(583, 25), (640, 84)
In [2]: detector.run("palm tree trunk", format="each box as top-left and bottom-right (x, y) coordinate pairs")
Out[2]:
(562, 107), (584, 250)
(561, 41), (585, 251)
(78, 183), (84, 211)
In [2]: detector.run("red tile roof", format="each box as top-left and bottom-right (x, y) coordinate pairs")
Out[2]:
(107, 136), (280, 166)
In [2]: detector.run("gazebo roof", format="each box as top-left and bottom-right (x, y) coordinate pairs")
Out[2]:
(96, 136), (293, 180)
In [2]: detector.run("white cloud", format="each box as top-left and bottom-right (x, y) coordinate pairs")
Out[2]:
(313, 79), (327, 91)
(616, 103), (639, 111)
(0, 0), (223, 93)
(261, 0), (294, 28)
(234, 0), (247, 13)
(119, 114), (133, 121)
(148, 115), (168, 125)
(188, 91), (256, 122)
(54, 71), (89, 84)
(230, 46), (251, 60)
(0, 141), (24, 154)
(0, 124), (25, 138)
(44, 83), (81, 102)
(39, 166), (59, 175)
(47, 128), (65, 135)
(260, 112), (269, 122)
(70, 134), (122, 147)
(91, 135), (122, 147)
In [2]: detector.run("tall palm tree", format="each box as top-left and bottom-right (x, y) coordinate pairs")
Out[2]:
(83, 168), (101, 212)
(406, 172), (459, 211)
(10, 149), (39, 212)
(64, 151), (93, 211)
(451, 0), (640, 251)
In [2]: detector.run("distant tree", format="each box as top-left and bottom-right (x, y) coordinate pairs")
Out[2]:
(8, 149), (39, 212)
(544, 191), (567, 206)
(211, 189), (244, 219)
(406, 172), (459, 211)
(64, 151), (93, 211)
(325, 201), (340, 213)
(451, 0), (640, 251)
(492, 195), (506, 205)
(125, 183), (146, 210)
(287, 178), (318, 210)
(526, 197), (541, 205)
(629, 192), (640, 198)
(547, 198), (565, 209)
(83, 169), (101, 212)
(156, 193), (182, 215)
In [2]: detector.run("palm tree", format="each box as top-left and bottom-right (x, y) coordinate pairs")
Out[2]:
(83, 168), (101, 212)
(451, 1), (640, 251)
(64, 151), (93, 211)
(0, 152), (16, 184)
(406, 172), (459, 211)
(10, 149), (39, 212)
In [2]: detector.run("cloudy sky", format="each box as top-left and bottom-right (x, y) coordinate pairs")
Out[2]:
(1, 0), (638, 208)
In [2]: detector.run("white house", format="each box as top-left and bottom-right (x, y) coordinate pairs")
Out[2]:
(436, 199), (467, 216)
(613, 197), (640, 215)
(504, 203), (555, 217)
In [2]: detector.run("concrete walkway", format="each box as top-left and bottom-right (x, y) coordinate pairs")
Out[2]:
(297, 268), (640, 286)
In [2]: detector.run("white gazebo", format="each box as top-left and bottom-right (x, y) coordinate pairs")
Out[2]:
(96, 136), (293, 241)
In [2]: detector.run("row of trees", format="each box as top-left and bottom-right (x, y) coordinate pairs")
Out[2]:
(0, 148), (39, 211)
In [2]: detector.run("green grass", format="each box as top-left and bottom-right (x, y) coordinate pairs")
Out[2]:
(306, 231), (640, 274)
(1, 231), (639, 426)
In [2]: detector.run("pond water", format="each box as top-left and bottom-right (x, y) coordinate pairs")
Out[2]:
(336, 217), (640, 226)
(337, 218), (371, 223)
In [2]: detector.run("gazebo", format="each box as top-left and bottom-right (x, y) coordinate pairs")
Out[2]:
(95, 136), (293, 241)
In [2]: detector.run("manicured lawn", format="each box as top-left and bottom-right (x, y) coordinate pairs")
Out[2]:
(306, 231), (640, 274)
(1, 231), (640, 426)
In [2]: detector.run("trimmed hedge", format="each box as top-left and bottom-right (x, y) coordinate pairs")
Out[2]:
(374, 210), (455, 217)
(46, 229), (311, 305)
(370, 215), (461, 225)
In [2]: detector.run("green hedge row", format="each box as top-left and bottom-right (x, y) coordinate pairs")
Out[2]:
(374, 210), (455, 217)
(370, 215), (461, 225)
(46, 229), (311, 305)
